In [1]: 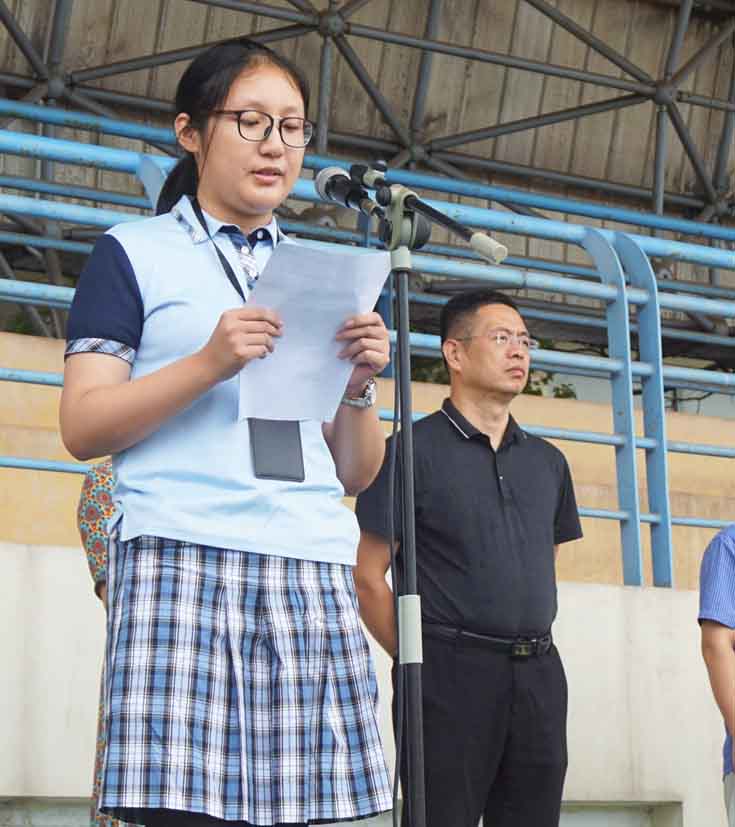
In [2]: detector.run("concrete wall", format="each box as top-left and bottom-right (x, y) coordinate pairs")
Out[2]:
(0, 540), (727, 825)
(1, 331), (733, 589)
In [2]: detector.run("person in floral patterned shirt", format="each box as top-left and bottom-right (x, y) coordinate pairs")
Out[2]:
(77, 459), (130, 827)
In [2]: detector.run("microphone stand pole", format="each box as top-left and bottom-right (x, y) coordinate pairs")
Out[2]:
(352, 163), (507, 827)
(382, 197), (428, 827)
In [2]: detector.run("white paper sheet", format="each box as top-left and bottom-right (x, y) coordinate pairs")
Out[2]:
(238, 242), (391, 422)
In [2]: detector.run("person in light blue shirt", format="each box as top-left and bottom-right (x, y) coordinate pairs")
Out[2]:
(699, 524), (735, 827)
(60, 39), (392, 827)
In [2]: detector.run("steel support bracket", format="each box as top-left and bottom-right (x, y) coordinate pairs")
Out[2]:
(583, 228), (644, 586)
(614, 233), (674, 587)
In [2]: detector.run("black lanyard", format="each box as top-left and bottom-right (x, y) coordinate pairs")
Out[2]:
(191, 198), (247, 303)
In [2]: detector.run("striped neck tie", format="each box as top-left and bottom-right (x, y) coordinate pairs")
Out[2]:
(221, 226), (270, 293)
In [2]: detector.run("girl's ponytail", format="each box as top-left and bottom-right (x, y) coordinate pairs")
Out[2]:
(155, 153), (198, 215)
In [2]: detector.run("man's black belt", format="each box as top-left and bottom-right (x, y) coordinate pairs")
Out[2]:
(423, 623), (552, 658)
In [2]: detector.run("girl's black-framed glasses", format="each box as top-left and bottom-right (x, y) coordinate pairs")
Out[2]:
(210, 109), (314, 148)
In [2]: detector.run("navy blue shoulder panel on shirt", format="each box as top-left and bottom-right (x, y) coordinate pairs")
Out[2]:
(66, 233), (144, 351)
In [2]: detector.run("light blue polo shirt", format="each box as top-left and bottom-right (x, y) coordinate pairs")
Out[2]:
(699, 524), (735, 778)
(65, 195), (360, 565)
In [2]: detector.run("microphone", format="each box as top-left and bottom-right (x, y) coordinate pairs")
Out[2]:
(314, 167), (383, 219)
(469, 232), (508, 264)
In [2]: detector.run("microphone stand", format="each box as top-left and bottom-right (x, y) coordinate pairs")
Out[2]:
(350, 163), (507, 827)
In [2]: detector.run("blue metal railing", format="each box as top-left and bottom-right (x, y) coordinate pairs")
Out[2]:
(1, 117), (734, 586)
(2, 98), (735, 244)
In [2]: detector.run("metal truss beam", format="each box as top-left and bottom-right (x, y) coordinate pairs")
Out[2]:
(0, 69), (709, 212)
(0, 0), (47, 78)
(333, 33), (411, 146)
(347, 20), (655, 96)
(713, 49), (735, 192)
(677, 90), (735, 114)
(666, 101), (719, 203)
(664, 0), (693, 78)
(428, 94), (646, 151)
(669, 16), (735, 89)
(410, 0), (442, 137)
(185, 0), (315, 25)
(182, 0), (735, 112)
(653, 106), (668, 216)
(523, 0), (653, 83)
(69, 24), (314, 83)
(46, 0), (75, 78)
(316, 31), (334, 154)
(0, 248), (51, 336)
(0, 82), (48, 130)
(65, 87), (177, 156)
(285, 0), (317, 14)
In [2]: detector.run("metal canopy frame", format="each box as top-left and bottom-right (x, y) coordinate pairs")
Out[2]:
(0, 0), (732, 207)
(0, 0), (734, 340)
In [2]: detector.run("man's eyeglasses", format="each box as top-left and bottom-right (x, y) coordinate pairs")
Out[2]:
(455, 329), (540, 352)
(210, 109), (314, 148)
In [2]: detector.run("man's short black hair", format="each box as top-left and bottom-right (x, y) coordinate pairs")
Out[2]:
(440, 288), (521, 345)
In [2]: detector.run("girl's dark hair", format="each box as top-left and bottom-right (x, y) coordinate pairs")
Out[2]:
(155, 38), (310, 215)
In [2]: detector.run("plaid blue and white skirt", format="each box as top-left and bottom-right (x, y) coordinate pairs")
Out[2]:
(100, 535), (392, 825)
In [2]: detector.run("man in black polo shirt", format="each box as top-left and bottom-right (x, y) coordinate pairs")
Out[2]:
(355, 288), (582, 827)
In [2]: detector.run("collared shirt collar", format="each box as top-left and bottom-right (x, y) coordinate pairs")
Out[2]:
(441, 397), (525, 448)
(171, 194), (281, 247)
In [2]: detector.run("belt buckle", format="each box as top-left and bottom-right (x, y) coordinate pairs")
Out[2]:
(511, 640), (535, 658)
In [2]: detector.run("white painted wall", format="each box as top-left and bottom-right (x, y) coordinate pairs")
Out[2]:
(0, 543), (728, 826)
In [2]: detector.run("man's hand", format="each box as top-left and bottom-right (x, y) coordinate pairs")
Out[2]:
(200, 307), (283, 382)
(336, 312), (390, 397)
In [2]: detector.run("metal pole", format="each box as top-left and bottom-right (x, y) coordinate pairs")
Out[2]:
(69, 24), (315, 83)
(46, 0), (75, 75)
(0, 97), (175, 143)
(713, 50), (735, 192)
(316, 32), (335, 155)
(0, 173), (150, 208)
(664, 0), (693, 78)
(678, 90), (735, 114)
(0, 230), (92, 253)
(0, 250), (52, 336)
(410, 0), (442, 137)
(653, 106), (668, 216)
(424, 154), (545, 218)
(586, 229), (643, 584)
(0, 82), (49, 131)
(65, 88), (177, 157)
(66, 85), (175, 113)
(614, 235), (673, 587)
(346, 20), (735, 114)
(666, 102), (719, 203)
(0, 0), (48, 78)
(284, 0), (317, 13)
(669, 17), (735, 89)
(423, 153), (523, 221)
(333, 34), (412, 146)
(40, 0), (76, 339)
(185, 0), (314, 25)
(523, 0), (653, 83)
(392, 250), (426, 827)
(428, 94), (646, 151)
(429, 150), (704, 209)
(346, 22), (656, 95)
